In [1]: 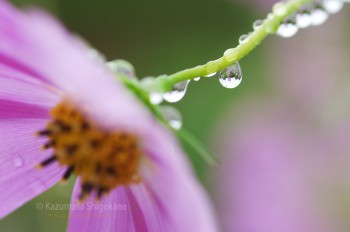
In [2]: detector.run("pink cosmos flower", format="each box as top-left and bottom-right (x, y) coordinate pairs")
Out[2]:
(0, 1), (217, 231)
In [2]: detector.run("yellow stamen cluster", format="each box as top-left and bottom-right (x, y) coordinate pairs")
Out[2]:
(37, 101), (141, 200)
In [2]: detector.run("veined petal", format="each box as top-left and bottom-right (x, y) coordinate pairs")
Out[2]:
(0, 119), (65, 218)
(0, 119), (48, 178)
(0, 163), (64, 219)
(0, 63), (60, 107)
(0, 100), (49, 119)
(68, 179), (146, 232)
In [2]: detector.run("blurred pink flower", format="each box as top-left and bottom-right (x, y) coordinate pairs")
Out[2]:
(214, 10), (350, 232)
(0, 1), (217, 231)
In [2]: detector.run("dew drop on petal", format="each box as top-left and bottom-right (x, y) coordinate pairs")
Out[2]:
(30, 179), (48, 195)
(13, 156), (23, 168)
(276, 22), (298, 38)
(194, 77), (201, 81)
(159, 106), (183, 130)
(322, 0), (344, 14)
(218, 62), (242, 89)
(163, 80), (190, 103)
(296, 12), (312, 28)
(310, 8), (329, 26)
(253, 19), (264, 30)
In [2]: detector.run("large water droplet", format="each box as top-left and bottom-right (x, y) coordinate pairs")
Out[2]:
(276, 21), (298, 38)
(163, 80), (190, 103)
(218, 62), (242, 89)
(194, 77), (201, 81)
(159, 106), (182, 129)
(310, 8), (329, 26)
(13, 156), (23, 167)
(107, 59), (136, 79)
(296, 12), (312, 28)
(253, 19), (264, 30)
(322, 0), (344, 14)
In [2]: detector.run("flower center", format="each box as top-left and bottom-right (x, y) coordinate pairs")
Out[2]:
(36, 101), (141, 201)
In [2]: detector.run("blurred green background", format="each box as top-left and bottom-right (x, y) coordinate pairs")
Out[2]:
(2, 0), (348, 231)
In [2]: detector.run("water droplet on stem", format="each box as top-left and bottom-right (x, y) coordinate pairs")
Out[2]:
(253, 19), (264, 30)
(159, 106), (183, 129)
(218, 62), (242, 89)
(163, 80), (190, 103)
(276, 20), (298, 38)
(310, 8), (329, 26)
(322, 0), (343, 14)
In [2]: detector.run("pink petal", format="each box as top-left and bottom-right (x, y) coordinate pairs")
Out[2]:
(68, 179), (147, 232)
(0, 1), (158, 135)
(214, 103), (339, 232)
(0, 63), (60, 107)
(0, 119), (65, 218)
(68, 127), (218, 232)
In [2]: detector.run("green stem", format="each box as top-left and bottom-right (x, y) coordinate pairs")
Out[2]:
(151, 0), (313, 92)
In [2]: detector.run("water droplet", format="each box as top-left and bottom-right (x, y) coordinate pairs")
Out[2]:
(322, 0), (344, 14)
(205, 72), (216, 77)
(253, 19), (264, 30)
(310, 8), (329, 26)
(194, 77), (201, 81)
(140, 77), (163, 104)
(218, 62), (242, 89)
(106, 59), (136, 79)
(163, 80), (190, 103)
(159, 106), (182, 130)
(13, 156), (23, 167)
(276, 21), (298, 38)
(87, 49), (105, 63)
(239, 34), (249, 44)
(296, 12), (312, 28)
(273, 2), (287, 17)
(30, 179), (47, 195)
(150, 92), (163, 105)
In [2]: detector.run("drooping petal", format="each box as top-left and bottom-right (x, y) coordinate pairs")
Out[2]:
(0, 1), (157, 135)
(0, 118), (65, 218)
